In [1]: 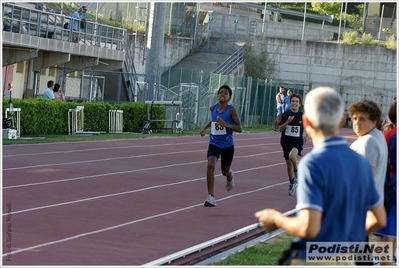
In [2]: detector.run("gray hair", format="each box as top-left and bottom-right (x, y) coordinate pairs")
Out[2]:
(304, 87), (344, 134)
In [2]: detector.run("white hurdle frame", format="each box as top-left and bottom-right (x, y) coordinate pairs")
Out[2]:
(68, 106), (84, 135)
(5, 108), (21, 137)
(109, 110), (123, 133)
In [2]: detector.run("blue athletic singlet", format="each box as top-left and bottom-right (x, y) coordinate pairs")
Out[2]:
(209, 104), (234, 148)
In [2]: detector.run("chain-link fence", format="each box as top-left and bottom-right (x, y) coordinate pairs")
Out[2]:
(36, 66), (308, 130)
(158, 67), (308, 130)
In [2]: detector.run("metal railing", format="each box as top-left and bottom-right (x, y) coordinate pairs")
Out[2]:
(143, 209), (298, 266)
(123, 35), (141, 102)
(233, 2), (333, 23)
(2, 3), (127, 51)
(212, 46), (245, 75)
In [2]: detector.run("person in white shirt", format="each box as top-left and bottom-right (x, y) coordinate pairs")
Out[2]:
(274, 86), (285, 132)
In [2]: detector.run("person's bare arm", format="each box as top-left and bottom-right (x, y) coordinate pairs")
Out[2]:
(255, 208), (321, 239)
(365, 204), (386, 234)
(200, 120), (212, 136)
(279, 115), (294, 132)
(215, 107), (242, 133)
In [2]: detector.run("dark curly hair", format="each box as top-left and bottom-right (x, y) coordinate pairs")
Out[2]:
(388, 99), (397, 124)
(349, 99), (382, 123)
(290, 93), (302, 104)
(218, 85), (232, 96)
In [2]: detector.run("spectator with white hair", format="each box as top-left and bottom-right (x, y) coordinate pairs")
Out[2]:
(255, 87), (386, 265)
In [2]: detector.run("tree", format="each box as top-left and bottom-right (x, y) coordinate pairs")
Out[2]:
(311, 2), (341, 16)
(243, 40), (277, 80)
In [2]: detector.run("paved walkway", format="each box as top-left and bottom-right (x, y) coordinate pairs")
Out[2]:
(173, 3), (260, 73)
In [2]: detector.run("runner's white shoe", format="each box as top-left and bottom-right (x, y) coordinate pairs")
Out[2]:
(204, 194), (216, 207)
(226, 170), (234, 191)
(288, 180), (297, 196)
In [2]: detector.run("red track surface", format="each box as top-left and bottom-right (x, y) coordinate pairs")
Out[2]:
(2, 129), (358, 266)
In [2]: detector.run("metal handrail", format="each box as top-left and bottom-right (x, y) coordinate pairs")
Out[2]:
(142, 208), (298, 266)
(235, 2), (333, 23)
(123, 36), (141, 101)
(212, 46), (245, 75)
(2, 2), (127, 51)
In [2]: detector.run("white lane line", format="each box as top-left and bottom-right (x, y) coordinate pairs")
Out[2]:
(3, 151), (283, 189)
(1, 180), (287, 258)
(3, 162), (284, 216)
(3, 160), (205, 189)
(3, 150), (205, 171)
(3, 136), (274, 158)
(2, 141), (206, 158)
(3, 143), (280, 171)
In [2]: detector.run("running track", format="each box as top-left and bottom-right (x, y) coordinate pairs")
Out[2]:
(2, 129), (357, 265)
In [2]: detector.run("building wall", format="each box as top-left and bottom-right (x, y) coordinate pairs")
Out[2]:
(368, 2), (381, 16)
(131, 35), (193, 74)
(252, 36), (397, 116)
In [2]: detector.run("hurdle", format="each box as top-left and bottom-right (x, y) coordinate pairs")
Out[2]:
(142, 101), (183, 134)
(68, 106), (103, 135)
(5, 108), (21, 138)
(68, 106), (84, 135)
(109, 110), (123, 133)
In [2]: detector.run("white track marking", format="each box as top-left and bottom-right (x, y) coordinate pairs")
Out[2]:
(3, 150), (284, 189)
(3, 162), (285, 216)
(1, 180), (287, 258)
(3, 141), (206, 158)
(3, 136), (275, 158)
(3, 143), (281, 171)
(3, 160), (205, 189)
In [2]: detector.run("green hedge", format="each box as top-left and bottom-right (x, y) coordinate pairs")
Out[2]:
(2, 99), (166, 135)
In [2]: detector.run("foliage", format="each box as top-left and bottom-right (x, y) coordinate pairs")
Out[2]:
(382, 28), (393, 34)
(243, 40), (277, 80)
(361, 33), (376, 46)
(267, 2), (363, 28)
(2, 99), (166, 135)
(267, 2), (307, 12)
(311, 2), (341, 16)
(384, 35), (397, 50)
(341, 31), (358, 45)
(82, 102), (113, 131)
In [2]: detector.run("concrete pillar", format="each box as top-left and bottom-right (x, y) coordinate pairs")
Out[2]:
(145, 2), (167, 101)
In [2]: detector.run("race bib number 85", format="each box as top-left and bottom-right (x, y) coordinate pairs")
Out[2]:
(285, 125), (300, 137)
(211, 121), (227, 135)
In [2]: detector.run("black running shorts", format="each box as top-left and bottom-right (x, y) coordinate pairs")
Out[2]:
(207, 144), (234, 167)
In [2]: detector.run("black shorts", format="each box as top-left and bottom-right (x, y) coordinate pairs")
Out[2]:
(207, 144), (234, 167)
(282, 140), (303, 160)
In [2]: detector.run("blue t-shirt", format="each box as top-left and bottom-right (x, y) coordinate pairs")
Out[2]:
(295, 136), (382, 259)
(43, 88), (55, 99)
(72, 10), (80, 31)
(209, 104), (234, 148)
(283, 96), (290, 112)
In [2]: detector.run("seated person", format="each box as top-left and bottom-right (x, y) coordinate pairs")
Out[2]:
(53, 83), (65, 101)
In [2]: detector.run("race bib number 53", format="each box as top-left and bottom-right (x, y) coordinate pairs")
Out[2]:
(285, 125), (300, 137)
(211, 121), (227, 135)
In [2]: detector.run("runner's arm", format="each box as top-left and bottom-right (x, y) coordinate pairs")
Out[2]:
(200, 120), (212, 136)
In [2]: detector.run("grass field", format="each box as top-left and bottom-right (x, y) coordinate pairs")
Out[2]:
(211, 232), (295, 265)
